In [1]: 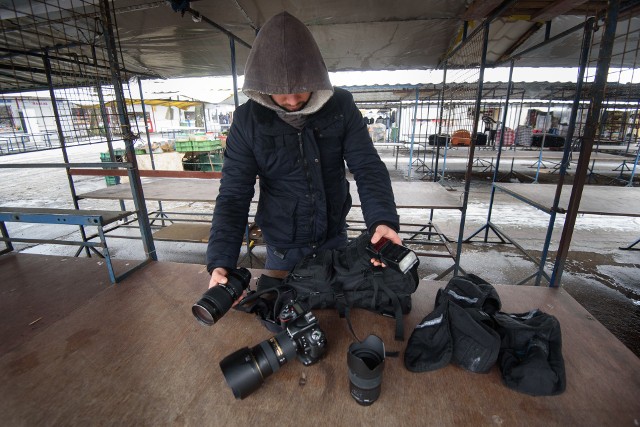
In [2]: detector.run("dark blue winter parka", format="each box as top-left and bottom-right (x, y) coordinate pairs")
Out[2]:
(205, 87), (399, 272)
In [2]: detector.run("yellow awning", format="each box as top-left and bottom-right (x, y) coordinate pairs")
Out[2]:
(128, 99), (202, 110)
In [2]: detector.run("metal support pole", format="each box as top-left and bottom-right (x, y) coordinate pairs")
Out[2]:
(42, 51), (91, 257)
(93, 43), (126, 214)
(137, 78), (156, 168)
(407, 88), (419, 179)
(100, 0), (157, 262)
(627, 147), (639, 186)
(550, 0), (620, 286)
(537, 18), (595, 286)
(395, 104), (403, 170)
(533, 100), (553, 183)
(138, 77), (165, 225)
(545, 21), (552, 40)
(434, 62), (448, 182)
(483, 60), (515, 241)
(454, 22), (491, 276)
(95, 82), (126, 213)
(230, 36), (239, 109)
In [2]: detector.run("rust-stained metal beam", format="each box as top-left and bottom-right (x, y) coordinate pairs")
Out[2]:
(462, 0), (505, 20)
(533, 0), (590, 21)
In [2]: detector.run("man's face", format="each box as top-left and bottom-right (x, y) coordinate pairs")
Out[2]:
(270, 92), (312, 112)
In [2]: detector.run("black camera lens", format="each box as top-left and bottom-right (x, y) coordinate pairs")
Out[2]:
(219, 329), (297, 399)
(347, 335), (385, 406)
(192, 267), (251, 326)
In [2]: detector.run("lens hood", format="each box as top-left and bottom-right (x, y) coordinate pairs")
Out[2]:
(347, 334), (385, 405)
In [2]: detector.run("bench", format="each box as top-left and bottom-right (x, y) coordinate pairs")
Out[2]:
(0, 207), (150, 283)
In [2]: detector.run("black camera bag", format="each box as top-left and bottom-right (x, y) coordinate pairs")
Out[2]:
(493, 310), (566, 396)
(256, 232), (420, 340)
(405, 274), (501, 373)
(404, 275), (566, 396)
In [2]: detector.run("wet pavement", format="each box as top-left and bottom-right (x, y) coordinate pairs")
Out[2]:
(1, 142), (638, 357)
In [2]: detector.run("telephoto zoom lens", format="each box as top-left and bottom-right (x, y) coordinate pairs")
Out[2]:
(219, 329), (297, 399)
(192, 267), (251, 326)
(347, 335), (386, 406)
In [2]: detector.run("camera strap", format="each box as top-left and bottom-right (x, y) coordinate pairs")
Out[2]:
(234, 281), (297, 332)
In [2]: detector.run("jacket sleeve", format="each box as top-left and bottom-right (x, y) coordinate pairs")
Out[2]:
(206, 106), (258, 272)
(340, 90), (400, 232)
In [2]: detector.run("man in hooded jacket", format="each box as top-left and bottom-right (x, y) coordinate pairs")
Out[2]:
(206, 11), (401, 290)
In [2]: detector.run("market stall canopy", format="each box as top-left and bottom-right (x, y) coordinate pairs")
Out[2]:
(343, 81), (640, 107)
(1, 1), (639, 94)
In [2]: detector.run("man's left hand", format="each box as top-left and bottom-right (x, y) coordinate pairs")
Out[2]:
(370, 224), (401, 267)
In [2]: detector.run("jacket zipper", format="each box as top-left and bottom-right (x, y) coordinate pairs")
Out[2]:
(299, 131), (317, 249)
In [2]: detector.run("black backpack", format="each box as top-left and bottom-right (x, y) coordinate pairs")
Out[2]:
(253, 232), (420, 340)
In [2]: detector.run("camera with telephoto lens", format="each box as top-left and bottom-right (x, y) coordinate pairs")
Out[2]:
(192, 267), (251, 326)
(367, 237), (419, 274)
(219, 301), (327, 399)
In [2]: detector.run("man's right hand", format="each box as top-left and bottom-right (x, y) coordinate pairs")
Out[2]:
(209, 267), (229, 289)
(208, 267), (247, 306)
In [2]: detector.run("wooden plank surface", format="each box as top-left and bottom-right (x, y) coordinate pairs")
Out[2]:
(0, 254), (123, 357)
(352, 181), (462, 209)
(0, 253), (638, 425)
(79, 178), (462, 210)
(152, 223), (210, 242)
(495, 183), (640, 217)
(78, 178), (228, 203)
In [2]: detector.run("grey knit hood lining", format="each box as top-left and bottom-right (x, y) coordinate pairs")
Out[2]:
(242, 11), (334, 115)
(244, 90), (334, 116)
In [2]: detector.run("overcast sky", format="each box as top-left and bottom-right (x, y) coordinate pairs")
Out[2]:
(139, 66), (638, 101)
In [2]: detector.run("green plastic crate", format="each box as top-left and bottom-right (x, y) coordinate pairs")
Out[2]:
(192, 140), (222, 151)
(100, 149), (126, 161)
(175, 141), (193, 152)
(196, 152), (223, 172)
(105, 176), (120, 186)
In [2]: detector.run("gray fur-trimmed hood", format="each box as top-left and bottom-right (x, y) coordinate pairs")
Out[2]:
(242, 11), (334, 115)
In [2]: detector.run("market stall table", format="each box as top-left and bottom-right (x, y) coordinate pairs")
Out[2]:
(0, 253), (638, 425)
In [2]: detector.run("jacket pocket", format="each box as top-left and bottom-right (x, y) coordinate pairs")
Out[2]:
(256, 195), (297, 244)
(255, 134), (300, 177)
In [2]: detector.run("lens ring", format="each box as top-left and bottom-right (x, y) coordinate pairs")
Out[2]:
(192, 303), (215, 325)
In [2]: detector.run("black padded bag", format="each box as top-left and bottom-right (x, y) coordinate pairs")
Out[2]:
(447, 303), (501, 373)
(405, 274), (501, 373)
(493, 310), (566, 396)
(258, 233), (419, 340)
(404, 299), (452, 372)
(437, 274), (501, 315)
(330, 233), (418, 317)
(280, 250), (336, 309)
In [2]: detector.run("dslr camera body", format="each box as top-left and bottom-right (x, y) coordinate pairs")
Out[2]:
(277, 301), (327, 365)
(220, 301), (327, 399)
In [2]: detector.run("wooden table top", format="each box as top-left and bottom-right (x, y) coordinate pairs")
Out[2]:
(0, 253), (638, 425)
(495, 183), (640, 217)
(79, 178), (463, 209)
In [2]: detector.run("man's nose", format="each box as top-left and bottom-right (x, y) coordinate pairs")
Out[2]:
(284, 94), (303, 104)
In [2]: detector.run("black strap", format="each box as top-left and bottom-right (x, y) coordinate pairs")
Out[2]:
(371, 272), (405, 341)
(329, 277), (347, 318)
